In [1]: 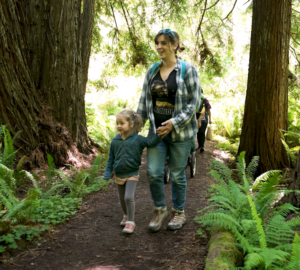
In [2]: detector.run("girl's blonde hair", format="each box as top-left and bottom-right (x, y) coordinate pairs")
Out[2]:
(117, 109), (143, 134)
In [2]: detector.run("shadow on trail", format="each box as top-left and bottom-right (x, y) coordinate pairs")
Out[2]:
(0, 141), (219, 270)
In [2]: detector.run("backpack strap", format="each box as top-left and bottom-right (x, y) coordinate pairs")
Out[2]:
(180, 60), (186, 80)
(151, 60), (186, 79)
(150, 62), (160, 75)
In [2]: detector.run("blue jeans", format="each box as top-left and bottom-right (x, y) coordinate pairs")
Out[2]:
(147, 134), (195, 210)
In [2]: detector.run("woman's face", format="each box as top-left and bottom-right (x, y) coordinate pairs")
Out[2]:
(155, 35), (177, 60)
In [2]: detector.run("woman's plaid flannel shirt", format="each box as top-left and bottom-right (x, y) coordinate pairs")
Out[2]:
(137, 59), (201, 141)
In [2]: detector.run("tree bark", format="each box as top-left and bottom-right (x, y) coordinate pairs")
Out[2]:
(0, 0), (96, 168)
(238, 0), (291, 174)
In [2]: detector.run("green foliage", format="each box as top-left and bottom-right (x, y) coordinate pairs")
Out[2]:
(196, 152), (300, 269)
(30, 196), (82, 225)
(0, 129), (109, 252)
(0, 225), (48, 252)
(0, 127), (17, 169)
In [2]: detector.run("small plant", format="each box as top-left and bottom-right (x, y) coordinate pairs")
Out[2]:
(0, 225), (49, 252)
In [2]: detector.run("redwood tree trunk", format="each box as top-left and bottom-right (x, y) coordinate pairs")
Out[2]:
(0, 0), (95, 168)
(238, 0), (291, 173)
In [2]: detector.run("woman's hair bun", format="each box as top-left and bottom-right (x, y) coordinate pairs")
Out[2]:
(178, 46), (185, 53)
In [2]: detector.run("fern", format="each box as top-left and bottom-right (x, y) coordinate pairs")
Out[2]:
(2, 129), (16, 169)
(20, 170), (39, 190)
(46, 154), (56, 180)
(0, 177), (18, 210)
(247, 194), (267, 249)
(209, 158), (232, 182)
(196, 152), (300, 270)
(236, 151), (250, 190)
(4, 189), (42, 222)
(281, 138), (297, 167)
(287, 233), (300, 270)
(245, 155), (259, 185)
(86, 154), (104, 185)
(251, 170), (282, 191)
(0, 163), (16, 190)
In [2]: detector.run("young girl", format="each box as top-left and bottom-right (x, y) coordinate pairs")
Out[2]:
(104, 109), (161, 234)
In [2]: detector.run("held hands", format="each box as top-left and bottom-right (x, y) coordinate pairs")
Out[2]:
(157, 120), (174, 138)
(197, 119), (202, 128)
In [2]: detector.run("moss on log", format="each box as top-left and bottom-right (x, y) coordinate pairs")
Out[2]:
(205, 227), (243, 270)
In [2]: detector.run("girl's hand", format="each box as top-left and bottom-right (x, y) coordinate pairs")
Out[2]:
(157, 120), (174, 138)
(197, 119), (202, 128)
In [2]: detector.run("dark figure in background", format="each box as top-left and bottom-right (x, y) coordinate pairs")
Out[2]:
(196, 89), (212, 152)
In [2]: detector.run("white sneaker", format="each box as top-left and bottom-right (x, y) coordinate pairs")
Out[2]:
(167, 209), (186, 230)
(120, 215), (128, 226)
(122, 221), (135, 234)
(148, 207), (168, 232)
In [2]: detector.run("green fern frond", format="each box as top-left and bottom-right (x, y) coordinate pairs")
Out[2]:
(260, 248), (291, 269)
(252, 170), (281, 191)
(209, 159), (232, 182)
(281, 139), (297, 166)
(273, 203), (298, 218)
(41, 184), (65, 199)
(0, 177), (18, 209)
(46, 154), (56, 180)
(265, 215), (295, 247)
(236, 152), (250, 190)
(287, 233), (300, 270)
(87, 154), (103, 185)
(196, 212), (243, 232)
(0, 163), (16, 189)
(68, 169), (88, 198)
(247, 194), (267, 249)
(20, 170), (39, 189)
(287, 216), (300, 229)
(4, 188), (41, 222)
(2, 129), (15, 169)
(209, 170), (228, 186)
(246, 155), (259, 183)
(16, 156), (26, 172)
(244, 252), (265, 270)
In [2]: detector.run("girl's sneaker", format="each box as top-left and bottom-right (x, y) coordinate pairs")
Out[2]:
(120, 215), (128, 226)
(122, 221), (135, 234)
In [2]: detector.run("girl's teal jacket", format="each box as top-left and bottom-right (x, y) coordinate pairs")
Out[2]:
(104, 133), (161, 179)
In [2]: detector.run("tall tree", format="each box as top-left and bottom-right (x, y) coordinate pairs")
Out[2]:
(238, 0), (291, 173)
(0, 0), (95, 168)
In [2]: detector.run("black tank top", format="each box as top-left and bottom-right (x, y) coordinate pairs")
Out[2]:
(151, 69), (178, 128)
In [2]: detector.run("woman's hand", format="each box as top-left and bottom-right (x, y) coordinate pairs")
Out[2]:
(157, 120), (174, 138)
(197, 119), (202, 128)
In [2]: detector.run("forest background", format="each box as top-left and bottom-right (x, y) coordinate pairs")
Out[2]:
(1, 0), (300, 267)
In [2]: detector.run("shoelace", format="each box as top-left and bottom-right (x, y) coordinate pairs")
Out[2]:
(171, 214), (183, 223)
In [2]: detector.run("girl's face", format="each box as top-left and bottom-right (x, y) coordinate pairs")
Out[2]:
(155, 35), (177, 60)
(116, 116), (133, 138)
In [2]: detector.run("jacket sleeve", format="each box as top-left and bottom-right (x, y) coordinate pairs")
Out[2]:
(139, 134), (162, 148)
(170, 64), (201, 133)
(136, 66), (152, 125)
(104, 144), (114, 179)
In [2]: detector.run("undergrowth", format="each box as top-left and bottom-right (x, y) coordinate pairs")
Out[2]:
(196, 152), (300, 269)
(0, 126), (109, 253)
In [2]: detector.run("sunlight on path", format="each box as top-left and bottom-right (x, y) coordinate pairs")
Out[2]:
(85, 266), (121, 270)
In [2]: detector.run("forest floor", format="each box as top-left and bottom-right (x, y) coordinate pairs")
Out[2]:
(0, 140), (232, 270)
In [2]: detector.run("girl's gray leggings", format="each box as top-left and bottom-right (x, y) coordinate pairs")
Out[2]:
(117, 181), (137, 222)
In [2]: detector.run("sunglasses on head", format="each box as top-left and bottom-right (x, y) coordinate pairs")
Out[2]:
(158, 29), (175, 37)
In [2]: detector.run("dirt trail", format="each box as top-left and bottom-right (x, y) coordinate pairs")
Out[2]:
(1, 141), (221, 270)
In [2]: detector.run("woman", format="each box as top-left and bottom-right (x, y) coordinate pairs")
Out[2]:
(196, 89), (212, 152)
(137, 29), (201, 232)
